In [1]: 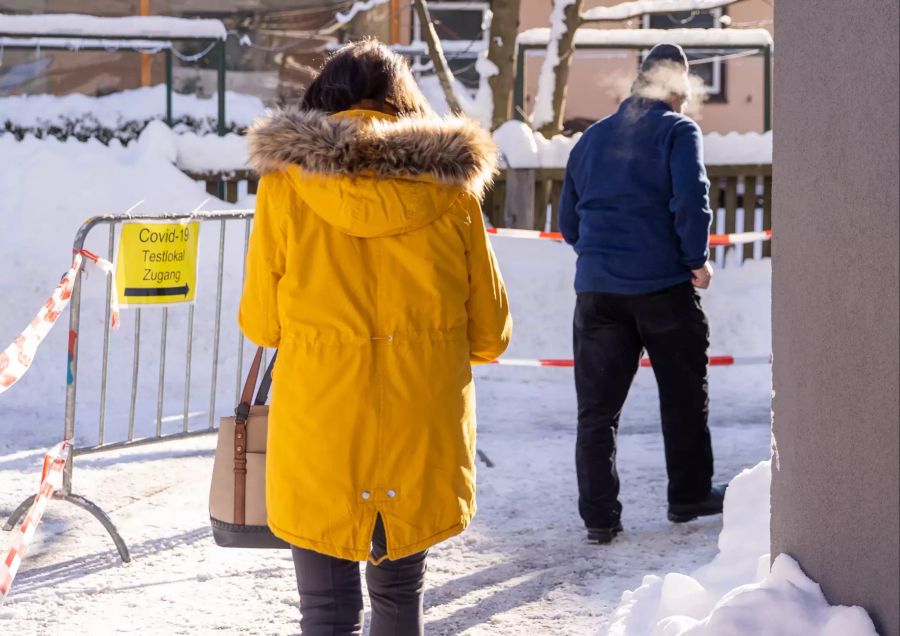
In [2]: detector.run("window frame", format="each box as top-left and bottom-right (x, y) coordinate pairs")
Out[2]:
(409, 0), (490, 92)
(642, 7), (728, 102)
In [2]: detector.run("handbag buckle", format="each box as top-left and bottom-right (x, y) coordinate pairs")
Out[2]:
(235, 402), (251, 421)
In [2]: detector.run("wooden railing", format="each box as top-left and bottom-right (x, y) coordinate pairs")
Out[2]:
(483, 165), (773, 260)
(183, 169), (258, 203)
(185, 163), (772, 262)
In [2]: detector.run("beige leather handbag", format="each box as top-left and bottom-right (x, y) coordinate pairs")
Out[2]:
(209, 347), (288, 549)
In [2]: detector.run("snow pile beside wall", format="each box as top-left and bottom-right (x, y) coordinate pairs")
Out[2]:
(0, 86), (266, 143)
(603, 461), (878, 636)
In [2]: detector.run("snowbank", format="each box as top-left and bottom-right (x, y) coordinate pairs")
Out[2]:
(0, 86), (266, 141)
(0, 130), (252, 451)
(176, 133), (250, 173)
(493, 121), (771, 169)
(604, 461), (878, 636)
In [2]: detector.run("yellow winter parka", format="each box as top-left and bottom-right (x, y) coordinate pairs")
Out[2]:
(239, 108), (511, 562)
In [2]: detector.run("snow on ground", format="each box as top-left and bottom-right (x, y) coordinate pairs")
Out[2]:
(605, 462), (878, 636)
(2, 131), (773, 634)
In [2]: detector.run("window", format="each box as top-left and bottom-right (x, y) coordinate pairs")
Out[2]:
(411, 1), (489, 92)
(644, 9), (727, 102)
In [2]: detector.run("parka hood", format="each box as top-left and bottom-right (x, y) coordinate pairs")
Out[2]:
(247, 109), (499, 238)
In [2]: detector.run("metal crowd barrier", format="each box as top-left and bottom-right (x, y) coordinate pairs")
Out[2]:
(3, 210), (261, 562)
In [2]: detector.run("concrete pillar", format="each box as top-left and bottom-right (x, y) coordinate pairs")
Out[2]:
(771, 2), (899, 635)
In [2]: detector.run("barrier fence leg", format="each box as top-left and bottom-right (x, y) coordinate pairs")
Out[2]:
(62, 494), (131, 564)
(2, 495), (36, 531)
(2, 493), (131, 563)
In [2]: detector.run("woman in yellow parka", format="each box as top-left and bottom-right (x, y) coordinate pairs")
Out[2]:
(239, 40), (511, 635)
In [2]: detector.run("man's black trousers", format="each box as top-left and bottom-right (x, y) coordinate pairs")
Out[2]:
(573, 281), (714, 528)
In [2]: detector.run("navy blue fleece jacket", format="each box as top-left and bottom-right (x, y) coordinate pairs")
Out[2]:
(558, 97), (712, 294)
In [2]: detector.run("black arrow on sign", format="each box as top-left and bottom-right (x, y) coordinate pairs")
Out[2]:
(124, 284), (190, 298)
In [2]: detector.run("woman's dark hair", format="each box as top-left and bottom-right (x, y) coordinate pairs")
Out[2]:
(300, 39), (434, 116)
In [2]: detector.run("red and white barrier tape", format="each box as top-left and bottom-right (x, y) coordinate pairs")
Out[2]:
(491, 355), (772, 368)
(0, 250), (118, 395)
(0, 440), (71, 605)
(487, 228), (772, 248)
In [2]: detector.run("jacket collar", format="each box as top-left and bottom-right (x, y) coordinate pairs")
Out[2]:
(247, 108), (499, 198)
(620, 96), (673, 113)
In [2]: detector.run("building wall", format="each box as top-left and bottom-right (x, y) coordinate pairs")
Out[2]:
(520, 0), (773, 133)
(771, 2), (900, 635)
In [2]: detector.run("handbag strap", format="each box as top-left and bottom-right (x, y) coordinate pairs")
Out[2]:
(254, 351), (278, 406)
(235, 347), (264, 423)
(233, 346), (268, 526)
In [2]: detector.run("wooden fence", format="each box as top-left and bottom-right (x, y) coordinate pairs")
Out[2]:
(186, 163), (772, 262)
(483, 165), (773, 261)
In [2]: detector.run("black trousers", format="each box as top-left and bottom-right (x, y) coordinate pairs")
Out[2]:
(291, 517), (428, 636)
(573, 281), (713, 528)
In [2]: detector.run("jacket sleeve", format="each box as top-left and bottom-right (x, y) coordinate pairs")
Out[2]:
(465, 196), (512, 364)
(669, 120), (713, 269)
(238, 173), (286, 348)
(558, 149), (581, 246)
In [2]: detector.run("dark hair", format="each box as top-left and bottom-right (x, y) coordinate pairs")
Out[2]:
(300, 39), (434, 116)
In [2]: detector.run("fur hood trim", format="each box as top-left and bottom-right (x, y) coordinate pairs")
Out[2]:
(248, 109), (499, 198)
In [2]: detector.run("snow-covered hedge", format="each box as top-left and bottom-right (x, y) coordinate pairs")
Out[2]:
(0, 85), (266, 144)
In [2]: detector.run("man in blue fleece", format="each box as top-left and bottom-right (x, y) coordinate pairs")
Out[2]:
(559, 43), (725, 544)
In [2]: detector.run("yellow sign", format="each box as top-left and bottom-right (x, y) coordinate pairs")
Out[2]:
(116, 221), (199, 306)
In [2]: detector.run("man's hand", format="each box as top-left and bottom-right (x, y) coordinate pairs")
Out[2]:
(691, 262), (714, 289)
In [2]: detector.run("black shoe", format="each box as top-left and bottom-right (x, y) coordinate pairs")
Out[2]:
(587, 521), (623, 544)
(667, 484), (728, 523)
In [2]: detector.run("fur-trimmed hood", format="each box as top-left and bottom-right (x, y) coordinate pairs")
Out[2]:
(248, 109), (499, 199)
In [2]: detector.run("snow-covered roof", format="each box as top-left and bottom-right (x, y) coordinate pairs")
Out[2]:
(0, 14), (227, 40)
(0, 36), (171, 51)
(518, 27), (773, 49)
(582, 0), (739, 22)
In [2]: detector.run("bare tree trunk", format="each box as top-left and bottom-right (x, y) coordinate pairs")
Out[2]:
(486, 0), (522, 129)
(413, 0), (463, 115)
(537, 0), (583, 138)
